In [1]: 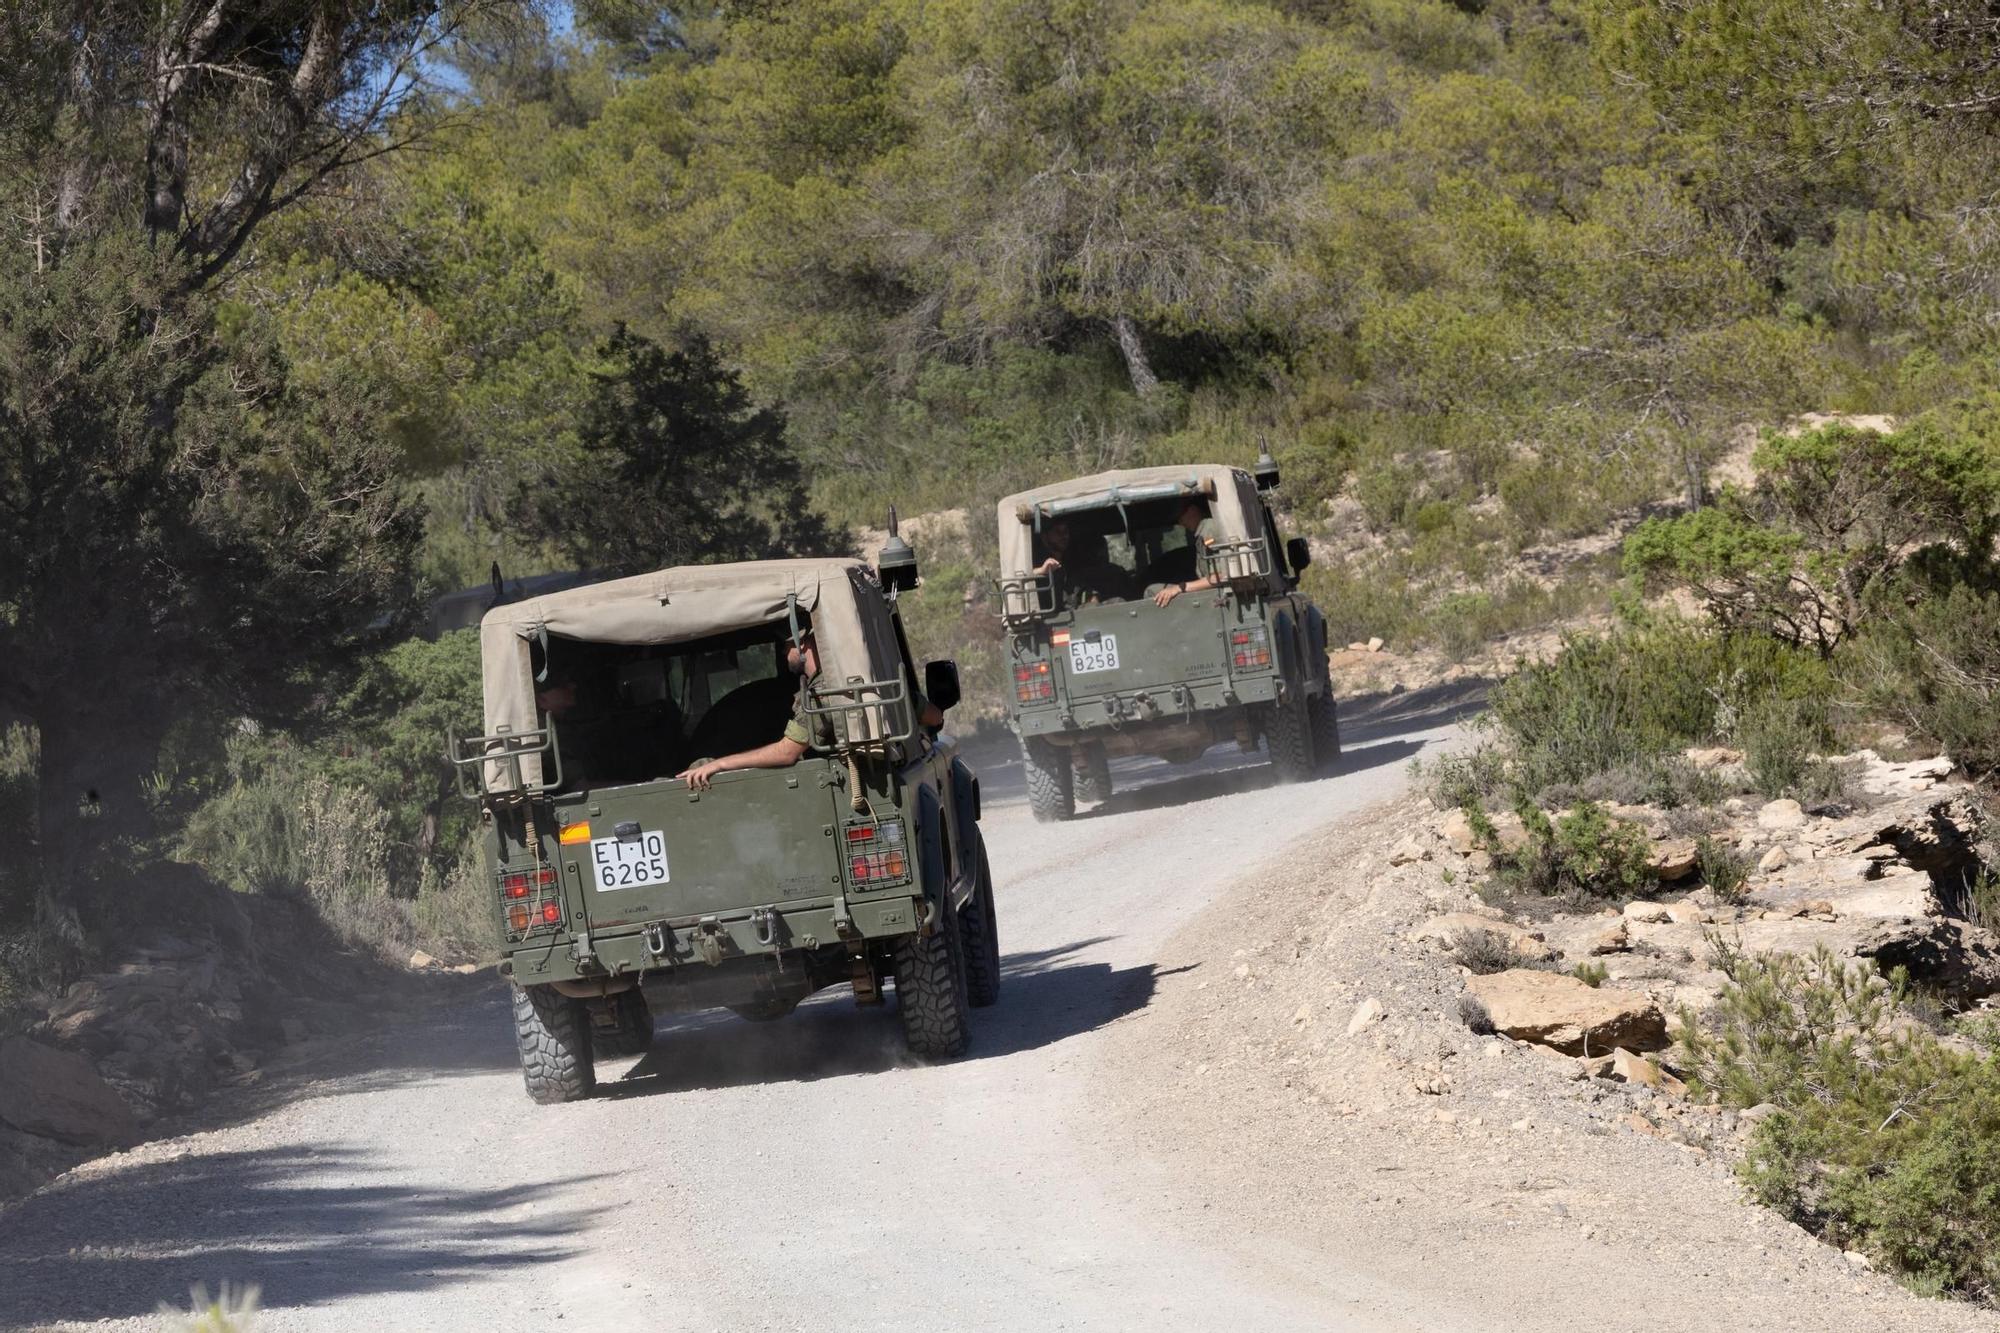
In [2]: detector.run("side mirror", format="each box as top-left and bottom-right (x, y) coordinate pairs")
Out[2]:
(923, 659), (962, 712)
(1286, 537), (1312, 572)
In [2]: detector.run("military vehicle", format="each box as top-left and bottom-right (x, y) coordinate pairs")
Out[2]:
(996, 457), (1338, 821)
(450, 543), (998, 1103)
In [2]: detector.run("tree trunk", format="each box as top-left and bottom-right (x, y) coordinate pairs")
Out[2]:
(1111, 315), (1161, 398)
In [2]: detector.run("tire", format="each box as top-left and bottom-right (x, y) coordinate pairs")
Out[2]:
(1073, 744), (1113, 805)
(512, 984), (596, 1104)
(589, 987), (653, 1058)
(1023, 738), (1075, 823)
(1266, 694), (1317, 784)
(1310, 669), (1342, 772)
(957, 839), (1002, 1008)
(895, 895), (973, 1059)
(729, 997), (799, 1023)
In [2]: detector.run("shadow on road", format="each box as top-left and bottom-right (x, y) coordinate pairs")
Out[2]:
(599, 936), (1178, 1100)
(0, 1146), (604, 1326)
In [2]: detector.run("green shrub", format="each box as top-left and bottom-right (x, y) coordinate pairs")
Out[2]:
(1504, 800), (1653, 899)
(1737, 695), (1840, 800)
(1414, 747), (1511, 812)
(1844, 582), (2000, 778)
(1572, 961), (1608, 987)
(1685, 947), (2000, 1300)
(1452, 927), (1549, 975)
(1487, 620), (1831, 793)
(1698, 835), (1751, 904)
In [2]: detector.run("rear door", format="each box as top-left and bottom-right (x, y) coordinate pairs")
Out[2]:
(559, 764), (845, 931)
(1055, 598), (1227, 707)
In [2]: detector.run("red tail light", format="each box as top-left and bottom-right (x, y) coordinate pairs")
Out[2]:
(1230, 626), (1272, 669)
(844, 819), (911, 887)
(498, 864), (562, 940)
(1015, 660), (1054, 703)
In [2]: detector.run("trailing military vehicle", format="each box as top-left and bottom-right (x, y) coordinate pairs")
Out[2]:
(996, 457), (1338, 821)
(450, 543), (997, 1103)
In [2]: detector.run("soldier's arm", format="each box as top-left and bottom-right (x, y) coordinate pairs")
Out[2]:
(676, 734), (809, 791)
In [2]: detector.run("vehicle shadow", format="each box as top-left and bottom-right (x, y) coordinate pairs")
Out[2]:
(0, 1145), (604, 1326)
(597, 936), (1182, 1100)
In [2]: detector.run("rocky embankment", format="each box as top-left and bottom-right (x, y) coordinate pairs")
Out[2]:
(0, 880), (473, 1204)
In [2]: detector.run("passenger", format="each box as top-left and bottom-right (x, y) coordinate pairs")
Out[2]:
(676, 630), (943, 791)
(1033, 517), (1126, 607)
(1151, 497), (1223, 607)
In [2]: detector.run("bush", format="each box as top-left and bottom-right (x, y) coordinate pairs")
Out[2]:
(1504, 800), (1654, 900)
(1452, 927), (1550, 975)
(1685, 947), (2000, 1300)
(1844, 582), (2000, 779)
(1698, 836), (1751, 904)
(1572, 961), (1608, 987)
(1487, 620), (1831, 793)
(1737, 695), (1841, 801)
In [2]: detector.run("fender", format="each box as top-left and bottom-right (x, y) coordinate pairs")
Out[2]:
(1300, 601), (1329, 695)
(911, 783), (973, 917)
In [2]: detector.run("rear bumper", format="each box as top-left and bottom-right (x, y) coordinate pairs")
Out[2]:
(506, 892), (922, 987)
(1012, 670), (1280, 738)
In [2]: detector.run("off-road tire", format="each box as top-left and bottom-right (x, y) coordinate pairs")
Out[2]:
(1310, 668), (1342, 772)
(590, 987), (653, 1058)
(729, 997), (799, 1023)
(895, 897), (972, 1059)
(1073, 744), (1113, 805)
(1267, 695), (1317, 784)
(512, 984), (596, 1104)
(957, 839), (1002, 1008)
(1023, 738), (1075, 823)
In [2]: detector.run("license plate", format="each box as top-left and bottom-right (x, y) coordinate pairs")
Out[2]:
(590, 831), (669, 891)
(1068, 635), (1119, 674)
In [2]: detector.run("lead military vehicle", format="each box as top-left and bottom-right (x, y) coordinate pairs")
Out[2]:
(451, 544), (998, 1103)
(996, 458), (1338, 821)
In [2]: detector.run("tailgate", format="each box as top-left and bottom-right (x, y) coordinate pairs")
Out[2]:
(559, 762), (844, 930)
(1056, 600), (1226, 702)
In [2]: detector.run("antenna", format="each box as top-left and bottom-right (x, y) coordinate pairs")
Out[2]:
(876, 505), (920, 593)
(1254, 445), (1281, 492)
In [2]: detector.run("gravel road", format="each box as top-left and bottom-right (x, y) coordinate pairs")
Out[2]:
(0, 685), (1474, 1331)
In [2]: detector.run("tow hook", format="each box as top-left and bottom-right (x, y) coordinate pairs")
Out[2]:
(751, 907), (778, 948)
(694, 917), (725, 966)
(642, 922), (668, 959)
(916, 896), (940, 937)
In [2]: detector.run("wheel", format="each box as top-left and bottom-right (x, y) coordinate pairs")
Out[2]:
(957, 838), (1002, 1008)
(728, 997), (799, 1023)
(1023, 737), (1075, 823)
(894, 895), (973, 1058)
(1266, 694), (1316, 783)
(512, 984), (596, 1104)
(1311, 668), (1341, 772)
(1073, 744), (1113, 805)
(589, 987), (653, 1058)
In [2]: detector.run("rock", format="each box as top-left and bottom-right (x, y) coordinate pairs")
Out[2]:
(1757, 845), (1790, 873)
(1667, 900), (1708, 926)
(450, 962), (481, 975)
(1464, 970), (1669, 1055)
(1684, 746), (1744, 769)
(1757, 799), (1807, 830)
(408, 949), (437, 970)
(1740, 1102), (1779, 1126)
(1346, 998), (1386, 1035)
(1734, 914), (2000, 1002)
(1579, 1054), (1616, 1080)
(1825, 879), (1937, 920)
(1431, 1110), (1458, 1126)
(1843, 1251), (1873, 1272)
(1346, 641), (1369, 652)
(1412, 914), (1554, 962)
(0, 1037), (139, 1147)
(1649, 840), (1701, 881)
(1588, 921), (1630, 955)
(1439, 809), (1478, 855)
(1291, 1003), (1313, 1027)
(1388, 836), (1431, 866)
(1367, 637), (1385, 652)
(1623, 901), (1673, 924)
(1608, 1048), (1687, 1095)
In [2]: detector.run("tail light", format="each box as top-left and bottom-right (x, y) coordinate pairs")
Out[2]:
(1230, 626), (1272, 669)
(499, 864), (562, 940)
(845, 818), (912, 888)
(1015, 660), (1054, 704)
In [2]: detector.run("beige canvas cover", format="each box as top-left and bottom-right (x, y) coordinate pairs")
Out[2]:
(996, 464), (1266, 611)
(476, 558), (903, 789)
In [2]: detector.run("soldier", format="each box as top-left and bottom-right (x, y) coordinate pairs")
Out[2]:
(1151, 496), (1223, 606)
(1033, 516), (1128, 606)
(676, 630), (942, 790)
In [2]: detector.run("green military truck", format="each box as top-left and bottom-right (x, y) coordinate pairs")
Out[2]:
(450, 550), (999, 1103)
(996, 459), (1338, 821)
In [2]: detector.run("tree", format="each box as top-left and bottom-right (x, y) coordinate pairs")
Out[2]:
(517, 328), (846, 574)
(0, 0), (511, 946)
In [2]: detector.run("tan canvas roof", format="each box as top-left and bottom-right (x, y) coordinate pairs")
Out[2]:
(996, 463), (1264, 581)
(477, 558), (902, 788)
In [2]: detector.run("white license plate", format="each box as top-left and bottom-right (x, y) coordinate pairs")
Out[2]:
(590, 831), (670, 891)
(1068, 635), (1119, 674)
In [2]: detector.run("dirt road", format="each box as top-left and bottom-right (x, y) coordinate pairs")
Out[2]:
(0, 688), (1469, 1331)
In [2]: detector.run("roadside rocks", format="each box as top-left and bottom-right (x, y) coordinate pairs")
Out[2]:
(0, 1037), (138, 1147)
(1649, 840), (1700, 881)
(1465, 970), (1669, 1056)
(1412, 914), (1554, 963)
